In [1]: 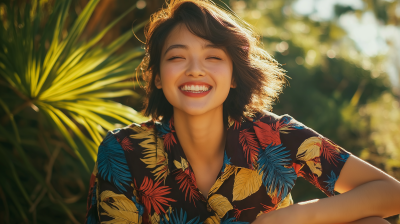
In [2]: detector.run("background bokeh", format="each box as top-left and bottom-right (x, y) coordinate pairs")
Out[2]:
(0, 0), (399, 223)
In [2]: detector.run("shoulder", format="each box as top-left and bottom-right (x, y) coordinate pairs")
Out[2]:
(236, 111), (322, 159)
(234, 111), (308, 131)
(96, 120), (159, 191)
(99, 119), (158, 152)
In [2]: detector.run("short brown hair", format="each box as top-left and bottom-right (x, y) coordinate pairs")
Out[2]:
(138, 0), (286, 127)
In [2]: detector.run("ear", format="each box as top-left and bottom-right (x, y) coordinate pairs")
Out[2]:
(154, 74), (162, 89)
(230, 78), (237, 88)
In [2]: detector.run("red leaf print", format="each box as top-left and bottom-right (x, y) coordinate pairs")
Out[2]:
(136, 176), (176, 214)
(233, 206), (255, 220)
(321, 138), (341, 166)
(254, 121), (281, 147)
(239, 128), (259, 168)
(120, 137), (134, 151)
(232, 120), (241, 130)
(305, 173), (325, 193)
(297, 170), (306, 178)
(292, 162), (303, 176)
(169, 116), (175, 130)
(260, 203), (278, 213)
(174, 169), (203, 206)
(162, 117), (177, 152)
(163, 132), (176, 152)
(86, 174), (96, 212)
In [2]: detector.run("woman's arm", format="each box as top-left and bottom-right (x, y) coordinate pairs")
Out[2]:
(339, 217), (390, 224)
(253, 155), (400, 224)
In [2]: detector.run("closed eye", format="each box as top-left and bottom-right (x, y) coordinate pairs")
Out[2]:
(167, 56), (184, 60)
(208, 56), (222, 60)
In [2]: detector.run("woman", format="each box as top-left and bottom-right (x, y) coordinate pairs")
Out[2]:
(85, 0), (400, 223)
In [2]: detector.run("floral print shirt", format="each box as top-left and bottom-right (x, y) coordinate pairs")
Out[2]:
(85, 112), (350, 223)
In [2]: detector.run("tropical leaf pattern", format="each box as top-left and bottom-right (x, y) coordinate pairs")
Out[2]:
(174, 168), (203, 205)
(131, 125), (169, 182)
(160, 208), (201, 224)
(85, 112), (350, 223)
(208, 194), (233, 218)
(97, 131), (131, 192)
(100, 190), (142, 224)
(239, 128), (259, 168)
(232, 169), (262, 201)
(257, 143), (297, 200)
(136, 176), (176, 215)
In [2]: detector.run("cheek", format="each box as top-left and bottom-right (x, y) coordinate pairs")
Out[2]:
(210, 63), (233, 83)
(159, 64), (181, 86)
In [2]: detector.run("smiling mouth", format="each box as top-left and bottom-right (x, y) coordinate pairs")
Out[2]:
(179, 85), (213, 93)
(178, 84), (213, 97)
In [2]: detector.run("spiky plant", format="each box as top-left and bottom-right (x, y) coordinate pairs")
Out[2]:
(0, 0), (147, 223)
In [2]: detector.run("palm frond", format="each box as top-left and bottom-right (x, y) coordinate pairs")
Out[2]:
(0, 0), (147, 222)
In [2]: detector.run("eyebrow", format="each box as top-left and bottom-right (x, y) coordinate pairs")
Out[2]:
(163, 44), (223, 56)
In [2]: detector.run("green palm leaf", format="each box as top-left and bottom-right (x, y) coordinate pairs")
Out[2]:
(0, 0), (147, 222)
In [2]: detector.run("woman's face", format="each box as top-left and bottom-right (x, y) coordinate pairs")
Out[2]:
(156, 24), (235, 116)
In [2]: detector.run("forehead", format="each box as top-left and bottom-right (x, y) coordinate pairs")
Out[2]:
(162, 23), (213, 51)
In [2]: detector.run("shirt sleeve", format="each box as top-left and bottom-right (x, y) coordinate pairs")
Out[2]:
(85, 131), (143, 224)
(278, 114), (351, 196)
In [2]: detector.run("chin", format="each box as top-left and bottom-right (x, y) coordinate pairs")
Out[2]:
(176, 104), (223, 117)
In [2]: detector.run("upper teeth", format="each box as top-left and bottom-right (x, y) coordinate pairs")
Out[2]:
(180, 85), (210, 91)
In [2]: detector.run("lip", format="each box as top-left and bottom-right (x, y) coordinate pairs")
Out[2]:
(178, 81), (213, 98)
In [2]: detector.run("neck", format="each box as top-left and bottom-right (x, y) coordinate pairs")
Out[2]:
(173, 106), (226, 167)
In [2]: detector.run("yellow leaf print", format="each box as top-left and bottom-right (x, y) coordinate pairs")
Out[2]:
(150, 213), (160, 224)
(306, 160), (322, 177)
(297, 137), (323, 177)
(100, 190), (142, 224)
(204, 215), (220, 224)
(173, 157), (188, 171)
(296, 137), (321, 162)
(232, 168), (262, 201)
(208, 165), (237, 196)
(130, 126), (169, 182)
(279, 126), (292, 134)
(276, 193), (293, 210)
(207, 194), (233, 218)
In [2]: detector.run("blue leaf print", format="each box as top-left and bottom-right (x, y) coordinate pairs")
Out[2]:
(91, 183), (97, 206)
(280, 115), (292, 125)
(257, 143), (297, 200)
(291, 124), (304, 130)
(86, 214), (97, 224)
(338, 153), (350, 162)
(131, 196), (144, 216)
(97, 131), (131, 192)
(221, 151), (231, 172)
(155, 119), (172, 138)
(160, 208), (201, 224)
(324, 170), (338, 194)
(221, 215), (249, 224)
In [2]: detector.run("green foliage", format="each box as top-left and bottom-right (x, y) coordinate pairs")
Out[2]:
(0, 0), (147, 222)
(238, 0), (398, 206)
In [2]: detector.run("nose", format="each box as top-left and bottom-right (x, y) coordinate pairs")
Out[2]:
(185, 58), (205, 77)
